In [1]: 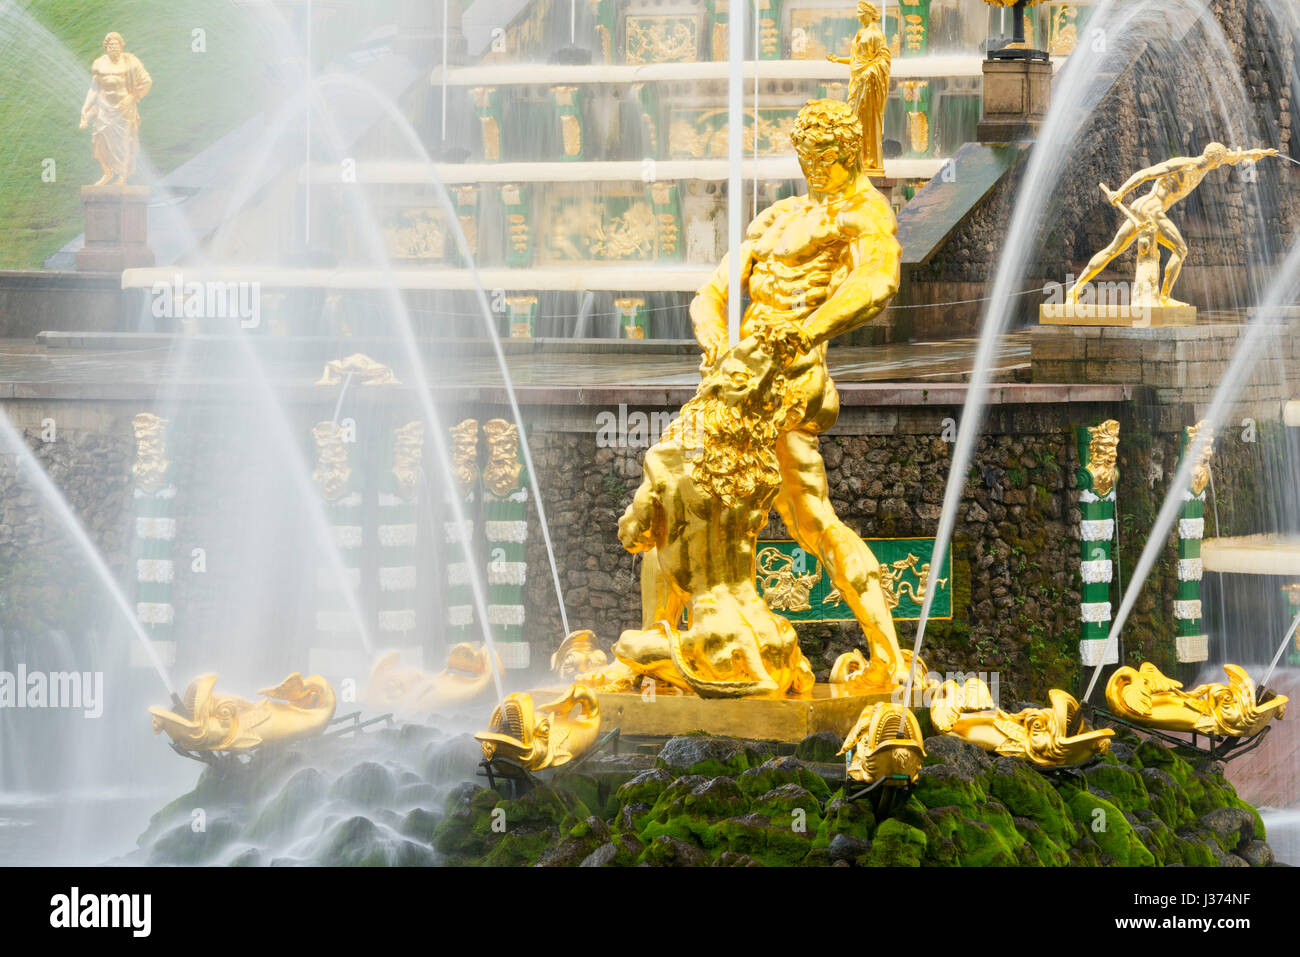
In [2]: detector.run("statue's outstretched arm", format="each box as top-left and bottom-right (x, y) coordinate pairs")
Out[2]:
(1111, 157), (1183, 200)
(802, 195), (901, 346)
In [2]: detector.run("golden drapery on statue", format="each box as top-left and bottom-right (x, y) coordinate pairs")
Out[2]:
(602, 97), (906, 698)
(827, 1), (890, 176)
(79, 33), (152, 187)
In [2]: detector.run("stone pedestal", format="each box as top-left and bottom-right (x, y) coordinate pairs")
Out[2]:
(1039, 302), (1196, 327)
(977, 58), (1052, 141)
(589, 684), (892, 743)
(77, 186), (154, 272)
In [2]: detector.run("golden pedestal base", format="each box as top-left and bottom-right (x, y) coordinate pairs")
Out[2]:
(591, 683), (894, 743)
(1038, 302), (1196, 327)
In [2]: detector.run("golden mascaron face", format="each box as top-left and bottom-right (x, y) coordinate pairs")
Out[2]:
(797, 139), (854, 194)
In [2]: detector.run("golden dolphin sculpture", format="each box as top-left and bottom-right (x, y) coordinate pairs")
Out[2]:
(366, 644), (501, 716)
(551, 630), (609, 680)
(150, 673), (336, 751)
(1106, 662), (1287, 738)
(839, 702), (926, 785)
(829, 648), (935, 695)
(476, 684), (601, 771)
(931, 677), (1112, 766)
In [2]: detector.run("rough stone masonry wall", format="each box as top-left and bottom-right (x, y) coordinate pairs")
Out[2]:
(522, 406), (1294, 703)
(915, 0), (1299, 301)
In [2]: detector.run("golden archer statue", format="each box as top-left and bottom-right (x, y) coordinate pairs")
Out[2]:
(827, 1), (891, 176)
(79, 32), (152, 187)
(1067, 143), (1277, 307)
(685, 98), (906, 688)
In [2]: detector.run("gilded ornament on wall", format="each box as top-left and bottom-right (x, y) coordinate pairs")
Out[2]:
(311, 421), (351, 503)
(1086, 419), (1120, 496)
(132, 413), (169, 493)
(482, 419), (524, 497)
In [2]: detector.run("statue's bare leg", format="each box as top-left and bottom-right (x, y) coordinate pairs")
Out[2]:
(1153, 213), (1189, 305)
(1068, 220), (1138, 303)
(773, 428), (903, 675)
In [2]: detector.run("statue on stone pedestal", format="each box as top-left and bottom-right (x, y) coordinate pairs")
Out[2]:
(1067, 143), (1277, 307)
(827, 1), (890, 176)
(79, 32), (152, 187)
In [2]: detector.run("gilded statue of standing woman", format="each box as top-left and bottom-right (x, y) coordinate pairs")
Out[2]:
(827, 1), (890, 176)
(79, 33), (152, 187)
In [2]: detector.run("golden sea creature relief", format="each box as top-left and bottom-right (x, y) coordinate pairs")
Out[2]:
(366, 644), (501, 716)
(1086, 419), (1120, 497)
(450, 418), (480, 496)
(131, 412), (169, 493)
(839, 702), (926, 784)
(392, 421), (424, 501)
(931, 677), (1113, 766)
(757, 546), (822, 612)
(476, 684), (601, 770)
(830, 648), (934, 695)
(311, 421), (351, 503)
(150, 673), (335, 751)
(1106, 662), (1286, 738)
(552, 630), (609, 680)
(482, 419), (524, 497)
(1185, 420), (1215, 497)
(316, 353), (399, 386)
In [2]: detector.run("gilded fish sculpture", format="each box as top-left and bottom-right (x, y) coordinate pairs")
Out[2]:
(366, 644), (501, 716)
(476, 684), (601, 771)
(1105, 662), (1286, 738)
(149, 672), (336, 751)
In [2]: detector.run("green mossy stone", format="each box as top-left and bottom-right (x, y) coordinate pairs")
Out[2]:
(987, 763), (1078, 846)
(814, 791), (877, 848)
(1082, 763), (1151, 811)
(1012, 815), (1071, 866)
(913, 764), (987, 810)
(737, 757), (833, 801)
(682, 776), (750, 819)
(246, 766), (327, 843)
(864, 818), (927, 867)
(711, 814), (816, 866)
(616, 768), (676, 808)
(794, 731), (843, 763)
(1065, 790), (1156, 866)
(483, 827), (562, 867)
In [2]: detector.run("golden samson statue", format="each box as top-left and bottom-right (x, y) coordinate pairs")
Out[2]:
(79, 33), (152, 187)
(602, 98), (906, 698)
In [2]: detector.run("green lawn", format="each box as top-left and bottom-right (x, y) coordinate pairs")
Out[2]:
(0, 0), (278, 268)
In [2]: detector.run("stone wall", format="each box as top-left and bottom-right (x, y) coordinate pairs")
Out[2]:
(0, 391), (1291, 705)
(522, 400), (1295, 702)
